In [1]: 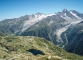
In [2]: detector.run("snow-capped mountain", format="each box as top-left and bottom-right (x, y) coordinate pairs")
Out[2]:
(0, 9), (83, 55)
(22, 13), (55, 32)
(0, 9), (83, 36)
(21, 10), (83, 45)
(58, 9), (83, 21)
(70, 10), (83, 19)
(0, 12), (55, 35)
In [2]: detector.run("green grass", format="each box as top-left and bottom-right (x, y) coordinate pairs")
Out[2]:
(0, 36), (83, 60)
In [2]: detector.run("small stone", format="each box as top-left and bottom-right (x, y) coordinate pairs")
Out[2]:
(47, 56), (51, 60)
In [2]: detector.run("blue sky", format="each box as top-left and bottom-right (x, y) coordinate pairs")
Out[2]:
(0, 0), (83, 20)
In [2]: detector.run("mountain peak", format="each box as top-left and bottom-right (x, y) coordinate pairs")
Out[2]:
(64, 8), (67, 11)
(35, 12), (44, 15)
(70, 10), (79, 13)
(62, 9), (69, 13)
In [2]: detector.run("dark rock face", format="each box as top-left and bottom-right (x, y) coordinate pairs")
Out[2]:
(0, 42), (17, 51)
(64, 23), (83, 55)
(27, 49), (45, 55)
(6, 46), (17, 51)
(7, 40), (12, 42)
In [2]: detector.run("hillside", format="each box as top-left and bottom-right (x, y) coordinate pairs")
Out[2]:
(0, 36), (83, 60)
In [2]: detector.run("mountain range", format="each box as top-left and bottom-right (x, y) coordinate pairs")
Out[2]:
(0, 9), (83, 56)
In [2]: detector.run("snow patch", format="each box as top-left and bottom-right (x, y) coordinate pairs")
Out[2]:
(48, 20), (53, 25)
(47, 14), (55, 16)
(50, 20), (53, 24)
(22, 14), (55, 32)
(56, 24), (70, 43)
(61, 13), (71, 20)
(70, 11), (81, 19)
(55, 20), (82, 43)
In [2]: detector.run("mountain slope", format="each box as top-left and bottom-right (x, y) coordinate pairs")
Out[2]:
(0, 13), (55, 35)
(0, 35), (83, 60)
(21, 15), (68, 46)
(64, 21), (83, 55)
